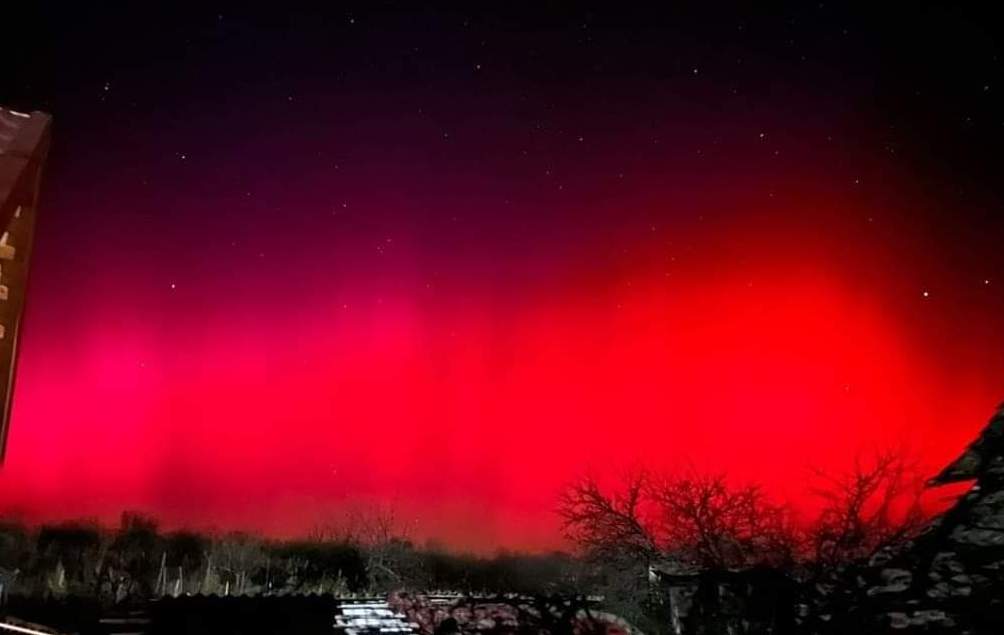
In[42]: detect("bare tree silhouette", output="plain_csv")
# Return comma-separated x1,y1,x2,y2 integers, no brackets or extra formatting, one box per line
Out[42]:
557,472,659,562
559,470,796,569
807,449,927,568
648,472,798,569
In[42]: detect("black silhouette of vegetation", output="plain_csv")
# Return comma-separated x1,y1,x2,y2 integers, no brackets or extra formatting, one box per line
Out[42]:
556,450,929,633
559,450,926,569
0,511,588,605
0,448,955,635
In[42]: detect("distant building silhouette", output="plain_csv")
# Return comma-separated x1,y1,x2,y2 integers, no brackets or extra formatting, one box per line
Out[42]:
0,106,51,461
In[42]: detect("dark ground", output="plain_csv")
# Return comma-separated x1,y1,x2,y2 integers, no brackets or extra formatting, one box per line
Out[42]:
4,595,340,635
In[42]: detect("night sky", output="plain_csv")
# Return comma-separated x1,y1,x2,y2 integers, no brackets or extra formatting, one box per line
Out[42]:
1,3,1003,551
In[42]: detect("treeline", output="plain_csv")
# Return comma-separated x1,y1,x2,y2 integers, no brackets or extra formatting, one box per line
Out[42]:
0,512,585,604
560,449,928,569
557,449,932,633
0,447,935,632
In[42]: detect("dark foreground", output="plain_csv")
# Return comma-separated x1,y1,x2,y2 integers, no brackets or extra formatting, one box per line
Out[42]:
3,596,339,635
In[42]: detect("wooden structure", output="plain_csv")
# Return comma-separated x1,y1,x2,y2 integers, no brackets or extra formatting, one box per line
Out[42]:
0,107,50,462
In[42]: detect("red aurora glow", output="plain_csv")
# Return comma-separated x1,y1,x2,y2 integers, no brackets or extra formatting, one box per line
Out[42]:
2,5,1003,551
2,177,1000,552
